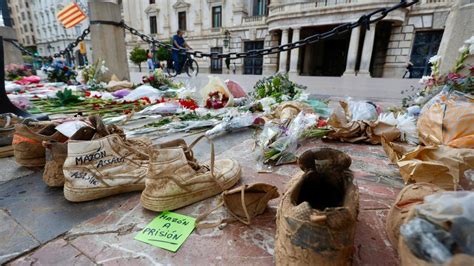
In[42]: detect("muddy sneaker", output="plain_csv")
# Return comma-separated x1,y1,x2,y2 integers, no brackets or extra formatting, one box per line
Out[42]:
62,115,153,202
42,127,98,187
275,148,359,266
385,183,442,246
13,122,68,167
0,114,23,158
140,135,241,212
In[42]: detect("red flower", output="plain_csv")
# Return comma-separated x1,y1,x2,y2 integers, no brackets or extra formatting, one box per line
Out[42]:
85,91,91,97
141,97,151,104
63,66,69,71
317,119,328,128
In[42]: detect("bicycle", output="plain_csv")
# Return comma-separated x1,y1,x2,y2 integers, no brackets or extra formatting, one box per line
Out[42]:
166,53,199,77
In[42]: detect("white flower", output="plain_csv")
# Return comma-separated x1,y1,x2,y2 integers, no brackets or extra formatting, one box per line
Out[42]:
414,96,424,104
419,76,431,84
459,45,468,53
464,36,474,45
100,65,109,73
429,55,441,64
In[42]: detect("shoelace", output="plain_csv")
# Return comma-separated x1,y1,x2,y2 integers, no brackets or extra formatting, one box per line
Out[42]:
186,135,225,191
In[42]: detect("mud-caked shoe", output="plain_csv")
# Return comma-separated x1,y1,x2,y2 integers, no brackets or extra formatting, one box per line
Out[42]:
0,114,23,158
140,135,241,212
63,133,150,202
275,148,359,266
385,183,443,247
42,126,98,187
13,122,67,167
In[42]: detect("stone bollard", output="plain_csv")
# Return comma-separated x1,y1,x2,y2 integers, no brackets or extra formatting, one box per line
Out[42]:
0,27,24,65
88,0,130,81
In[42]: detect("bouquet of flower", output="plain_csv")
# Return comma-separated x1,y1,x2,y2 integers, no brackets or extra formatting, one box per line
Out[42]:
252,73,306,103
5,64,33,81
142,69,179,89
402,36,473,107
81,60,109,90
205,91,229,109
47,61,77,84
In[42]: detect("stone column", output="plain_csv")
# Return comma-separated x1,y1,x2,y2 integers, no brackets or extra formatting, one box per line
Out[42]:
289,27,301,75
343,27,360,76
0,27,24,65
358,25,376,77
88,0,130,81
279,28,289,73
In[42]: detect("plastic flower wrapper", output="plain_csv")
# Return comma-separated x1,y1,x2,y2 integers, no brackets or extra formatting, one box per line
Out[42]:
205,111,259,137
263,112,317,165
201,76,234,109
8,95,33,110
138,101,180,115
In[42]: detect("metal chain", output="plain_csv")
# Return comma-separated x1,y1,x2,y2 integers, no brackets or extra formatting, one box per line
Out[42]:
5,0,418,60
123,0,419,59
5,27,91,60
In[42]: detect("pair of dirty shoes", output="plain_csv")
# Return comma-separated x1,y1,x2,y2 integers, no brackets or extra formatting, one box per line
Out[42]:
12,116,241,212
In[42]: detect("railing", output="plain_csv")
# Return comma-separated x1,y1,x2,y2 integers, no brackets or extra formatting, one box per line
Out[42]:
270,0,358,15
243,16,266,23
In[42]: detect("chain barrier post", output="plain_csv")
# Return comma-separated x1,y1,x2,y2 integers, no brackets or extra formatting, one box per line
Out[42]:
88,0,130,81
0,37,48,120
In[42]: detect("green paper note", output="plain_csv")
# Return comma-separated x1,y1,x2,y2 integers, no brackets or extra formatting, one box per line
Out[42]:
135,211,196,252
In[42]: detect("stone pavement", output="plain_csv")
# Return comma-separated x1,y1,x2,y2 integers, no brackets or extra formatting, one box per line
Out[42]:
2,131,405,265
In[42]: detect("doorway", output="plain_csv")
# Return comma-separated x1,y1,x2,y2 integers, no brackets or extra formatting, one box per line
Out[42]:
210,47,223,74
244,41,264,75
409,30,444,78
300,25,350,76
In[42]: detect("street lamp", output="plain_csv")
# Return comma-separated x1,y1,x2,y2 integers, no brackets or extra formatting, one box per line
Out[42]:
223,30,230,49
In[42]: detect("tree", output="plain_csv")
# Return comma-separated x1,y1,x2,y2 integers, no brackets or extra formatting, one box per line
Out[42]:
130,46,147,72
155,41,172,62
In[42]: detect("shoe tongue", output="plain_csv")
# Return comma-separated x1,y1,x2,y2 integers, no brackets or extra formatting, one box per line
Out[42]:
38,124,58,136
88,115,110,137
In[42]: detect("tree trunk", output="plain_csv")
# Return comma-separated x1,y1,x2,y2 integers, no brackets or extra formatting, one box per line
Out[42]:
137,63,141,72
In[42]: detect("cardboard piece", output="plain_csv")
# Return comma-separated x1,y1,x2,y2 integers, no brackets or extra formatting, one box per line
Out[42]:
135,211,196,252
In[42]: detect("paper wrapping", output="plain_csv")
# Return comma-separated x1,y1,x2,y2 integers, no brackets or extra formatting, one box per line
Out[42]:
382,139,474,191
417,92,474,149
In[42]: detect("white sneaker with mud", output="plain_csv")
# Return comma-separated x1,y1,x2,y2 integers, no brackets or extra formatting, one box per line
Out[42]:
63,134,150,202
140,135,241,212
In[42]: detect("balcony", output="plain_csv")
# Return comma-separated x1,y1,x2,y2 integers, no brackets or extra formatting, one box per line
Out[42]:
242,15,267,27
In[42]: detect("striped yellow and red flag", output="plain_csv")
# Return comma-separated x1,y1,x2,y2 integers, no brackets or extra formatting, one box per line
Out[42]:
56,3,87,29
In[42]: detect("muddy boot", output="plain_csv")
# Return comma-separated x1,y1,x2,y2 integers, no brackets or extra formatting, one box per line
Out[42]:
386,183,443,246
42,127,98,187
63,131,151,202
13,122,67,167
275,148,359,266
140,135,241,212
0,114,22,158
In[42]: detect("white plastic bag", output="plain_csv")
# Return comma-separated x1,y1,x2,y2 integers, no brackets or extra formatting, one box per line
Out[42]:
348,99,378,121
123,85,163,102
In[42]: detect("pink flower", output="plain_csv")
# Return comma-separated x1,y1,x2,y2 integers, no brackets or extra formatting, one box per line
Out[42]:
447,73,463,82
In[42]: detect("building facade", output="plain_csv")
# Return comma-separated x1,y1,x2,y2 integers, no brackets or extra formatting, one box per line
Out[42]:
29,0,92,64
7,0,36,49
124,0,459,78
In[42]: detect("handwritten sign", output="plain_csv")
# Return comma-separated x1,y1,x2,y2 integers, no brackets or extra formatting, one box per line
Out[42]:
135,211,196,252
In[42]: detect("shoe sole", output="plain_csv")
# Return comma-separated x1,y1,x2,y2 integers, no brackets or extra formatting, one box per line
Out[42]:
140,167,241,212
13,145,46,167
0,146,13,158
64,183,145,202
